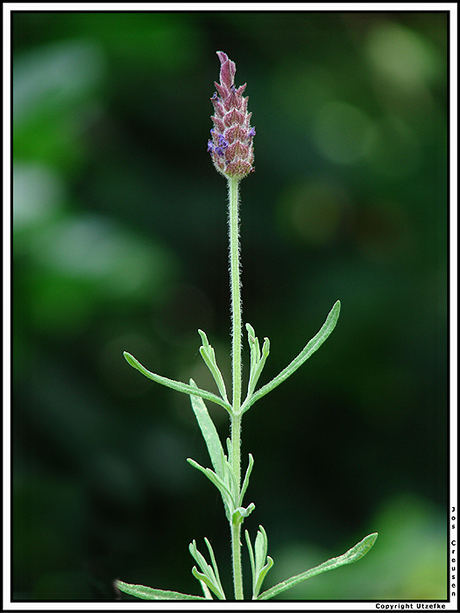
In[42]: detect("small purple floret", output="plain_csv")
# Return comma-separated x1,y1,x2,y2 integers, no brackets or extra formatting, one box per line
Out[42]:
217,135,228,148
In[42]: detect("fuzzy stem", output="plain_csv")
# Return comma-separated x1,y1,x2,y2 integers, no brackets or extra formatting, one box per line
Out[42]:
228,176,244,600
228,176,243,417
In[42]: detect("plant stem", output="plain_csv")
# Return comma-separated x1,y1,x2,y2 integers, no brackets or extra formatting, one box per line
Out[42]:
228,176,243,418
228,176,244,600
230,412,243,600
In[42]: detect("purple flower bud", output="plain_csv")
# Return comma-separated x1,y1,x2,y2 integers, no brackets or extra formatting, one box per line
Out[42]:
208,52,255,179
217,134,228,148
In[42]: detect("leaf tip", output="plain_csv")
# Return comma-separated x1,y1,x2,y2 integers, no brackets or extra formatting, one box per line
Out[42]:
349,531,379,564
246,322,255,335
123,351,137,368
198,329,208,344
367,532,378,547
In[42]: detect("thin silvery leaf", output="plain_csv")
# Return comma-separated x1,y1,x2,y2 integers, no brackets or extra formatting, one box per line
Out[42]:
198,329,228,402
241,300,341,413
257,532,378,600
189,380,225,478
115,580,207,601
123,351,232,413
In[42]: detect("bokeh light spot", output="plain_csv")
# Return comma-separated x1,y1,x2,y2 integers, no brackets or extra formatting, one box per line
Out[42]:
31,213,176,298
313,101,375,165
13,39,105,124
366,22,443,88
13,163,64,230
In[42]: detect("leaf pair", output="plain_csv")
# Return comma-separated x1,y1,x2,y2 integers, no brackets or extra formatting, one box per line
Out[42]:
187,446,254,524
245,525,274,599
241,300,341,413
245,323,270,400
242,526,379,601
198,329,229,403
123,300,341,418
116,532,378,601
187,384,254,522
189,538,226,600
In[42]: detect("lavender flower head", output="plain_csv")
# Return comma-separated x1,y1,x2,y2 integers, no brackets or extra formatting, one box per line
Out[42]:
207,51,255,180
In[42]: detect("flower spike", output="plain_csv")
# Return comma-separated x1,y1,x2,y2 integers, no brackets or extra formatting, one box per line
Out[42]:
208,52,255,179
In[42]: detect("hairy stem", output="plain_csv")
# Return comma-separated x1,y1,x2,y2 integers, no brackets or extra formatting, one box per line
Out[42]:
228,176,244,599
228,176,243,417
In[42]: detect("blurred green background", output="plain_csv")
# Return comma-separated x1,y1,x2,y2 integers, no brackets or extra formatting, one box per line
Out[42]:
12,10,448,602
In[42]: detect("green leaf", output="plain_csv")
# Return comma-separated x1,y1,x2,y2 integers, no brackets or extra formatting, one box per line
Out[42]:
198,329,229,402
239,453,254,505
232,502,255,526
245,529,256,592
189,380,225,478
123,351,232,413
257,532,378,600
198,580,213,600
186,458,234,512
115,580,207,601
189,539,226,600
245,525,274,599
246,323,259,358
204,537,223,589
245,323,270,399
241,300,341,413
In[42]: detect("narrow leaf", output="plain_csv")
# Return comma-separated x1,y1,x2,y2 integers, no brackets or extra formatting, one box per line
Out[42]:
257,532,378,601
245,525,274,599
204,538,225,596
254,525,269,575
191,567,226,600
248,338,270,399
198,330,228,402
123,352,232,413
239,453,254,504
186,458,234,508
241,301,341,413
254,557,274,599
245,530,257,595
189,540,226,600
199,580,213,600
189,381,225,478
246,323,261,366
222,454,239,506
115,580,207,601
226,437,232,460
246,323,271,399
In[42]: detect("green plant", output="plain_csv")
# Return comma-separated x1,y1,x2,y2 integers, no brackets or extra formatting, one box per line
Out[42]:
116,51,377,601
